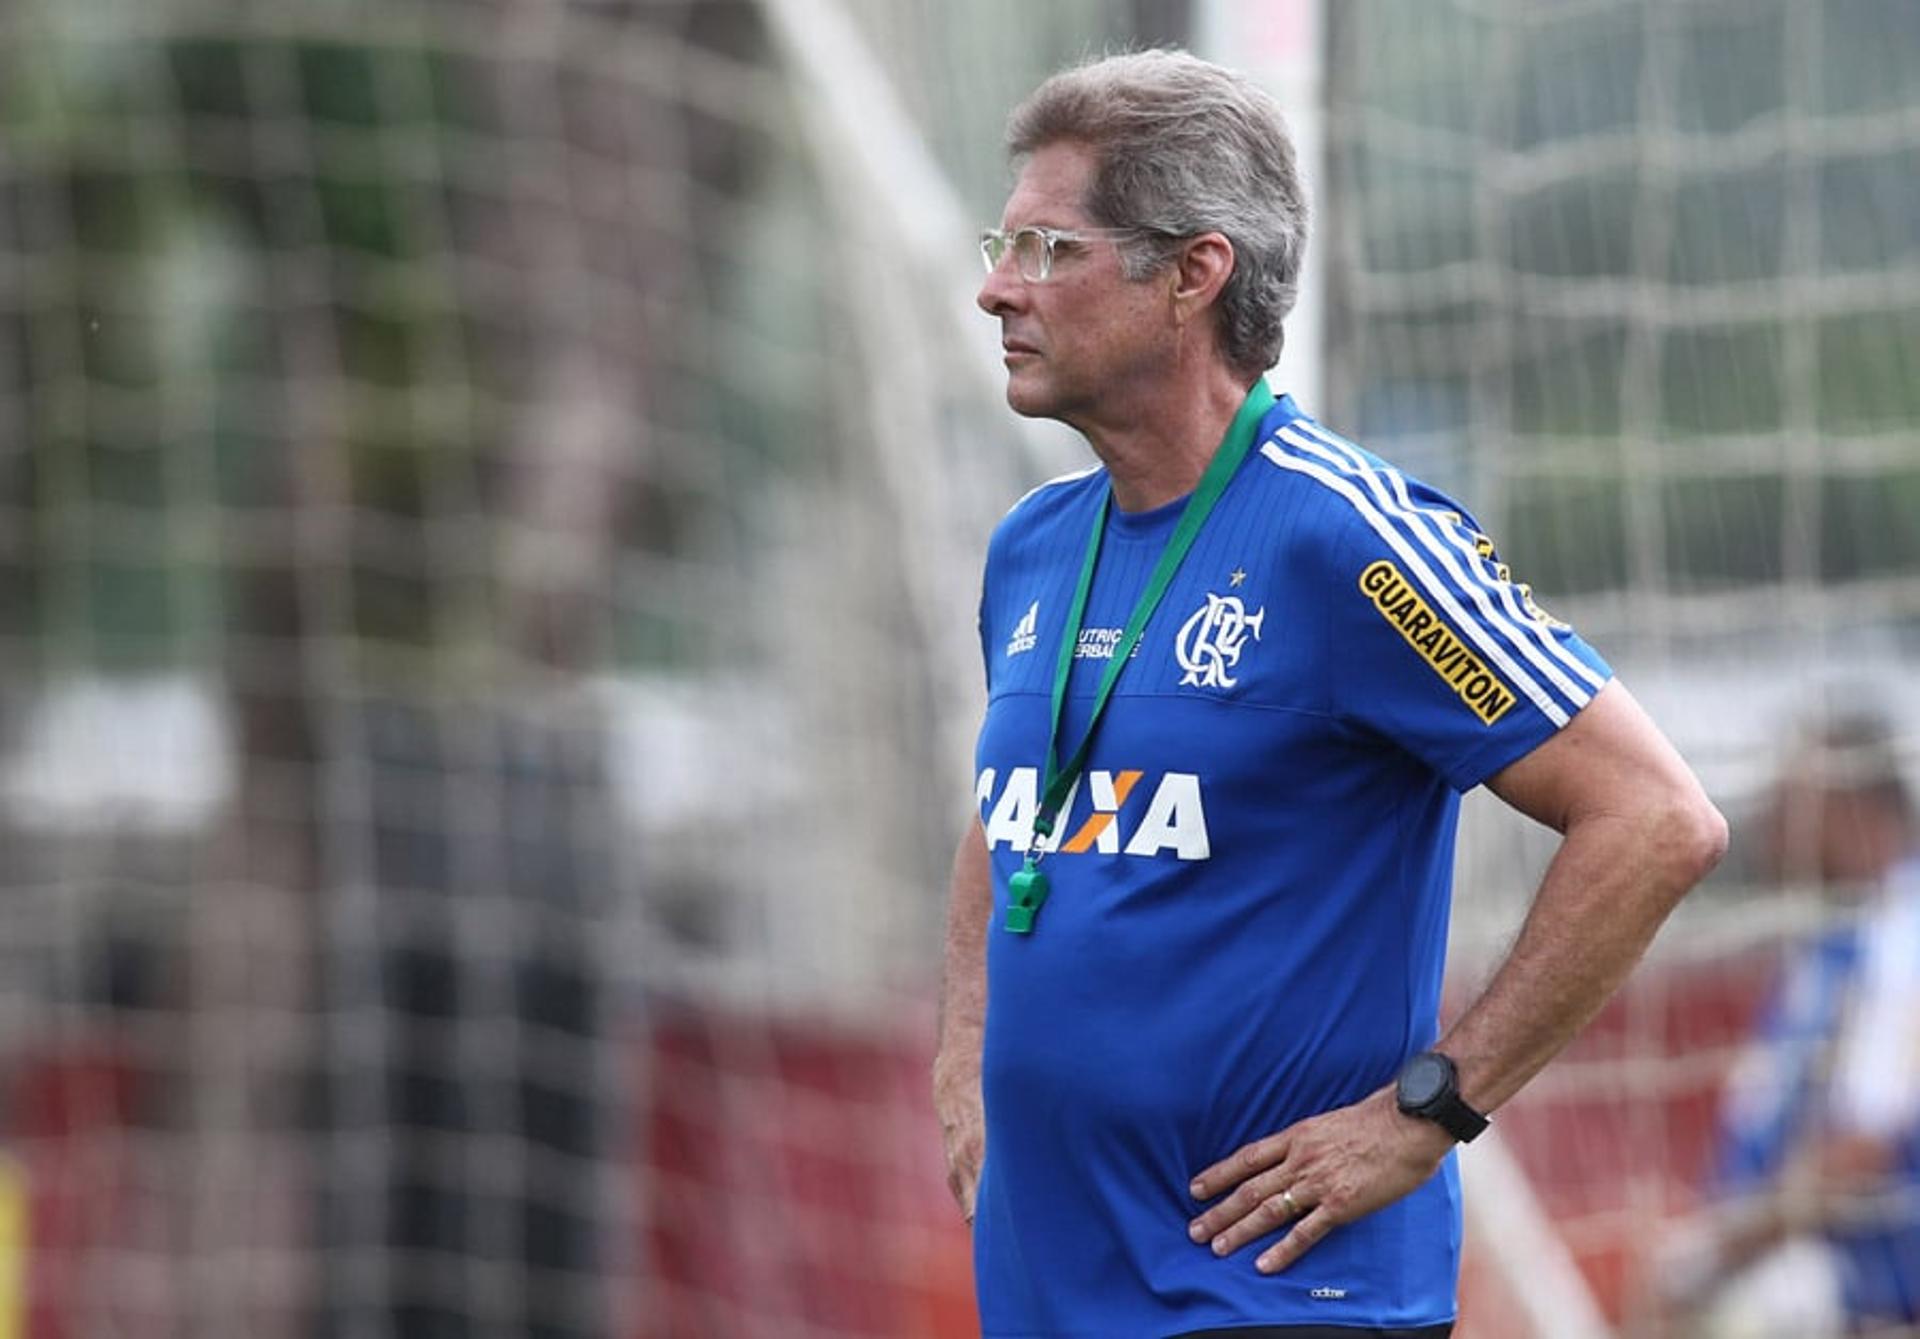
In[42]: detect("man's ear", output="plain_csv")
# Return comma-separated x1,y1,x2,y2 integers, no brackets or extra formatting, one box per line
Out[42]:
1170,232,1235,324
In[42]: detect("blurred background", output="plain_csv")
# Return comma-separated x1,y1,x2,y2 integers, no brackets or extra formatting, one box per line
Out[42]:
0,0,1914,1335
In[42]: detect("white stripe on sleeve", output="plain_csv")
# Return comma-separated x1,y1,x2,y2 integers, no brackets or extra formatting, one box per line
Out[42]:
1277,425,1594,713
1293,421,1607,695
1261,440,1571,727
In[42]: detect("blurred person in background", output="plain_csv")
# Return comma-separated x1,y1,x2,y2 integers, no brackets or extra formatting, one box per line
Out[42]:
935,48,1726,1339
1652,709,1920,1339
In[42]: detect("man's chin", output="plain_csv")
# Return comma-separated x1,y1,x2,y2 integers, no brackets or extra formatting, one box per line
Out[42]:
1003,377,1059,421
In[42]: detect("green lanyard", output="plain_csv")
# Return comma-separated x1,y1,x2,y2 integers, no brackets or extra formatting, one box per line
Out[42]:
1005,379,1275,934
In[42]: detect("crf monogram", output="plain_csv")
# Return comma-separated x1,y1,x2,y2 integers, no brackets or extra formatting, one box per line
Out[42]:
1175,593,1265,689
976,766,1210,860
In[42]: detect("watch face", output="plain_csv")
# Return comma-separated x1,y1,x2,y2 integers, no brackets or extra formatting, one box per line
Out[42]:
1399,1053,1449,1107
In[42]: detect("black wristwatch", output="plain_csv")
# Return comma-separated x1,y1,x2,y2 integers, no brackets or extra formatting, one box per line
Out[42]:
1395,1051,1489,1143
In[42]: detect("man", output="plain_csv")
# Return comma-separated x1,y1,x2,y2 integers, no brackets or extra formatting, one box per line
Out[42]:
933,49,1727,1339
1653,710,1920,1338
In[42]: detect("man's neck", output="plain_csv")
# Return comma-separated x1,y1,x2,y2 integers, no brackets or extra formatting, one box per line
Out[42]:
1075,366,1260,513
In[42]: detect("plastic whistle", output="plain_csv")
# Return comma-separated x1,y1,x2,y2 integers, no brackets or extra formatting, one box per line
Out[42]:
1005,863,1048,935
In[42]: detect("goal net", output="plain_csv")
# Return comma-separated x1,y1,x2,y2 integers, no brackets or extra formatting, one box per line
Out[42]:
0,0,1915,1337
1324,0,1920,1331
0,0,1014,1333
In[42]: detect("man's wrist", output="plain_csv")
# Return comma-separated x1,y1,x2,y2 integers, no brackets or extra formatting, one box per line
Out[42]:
1394,1050,1490,1143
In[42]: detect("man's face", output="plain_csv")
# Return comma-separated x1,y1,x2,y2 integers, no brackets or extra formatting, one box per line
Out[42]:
976,140,1173,424
1766,778,1905,891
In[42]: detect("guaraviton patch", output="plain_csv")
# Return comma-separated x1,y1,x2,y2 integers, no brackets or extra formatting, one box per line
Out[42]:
1358,560,1517,725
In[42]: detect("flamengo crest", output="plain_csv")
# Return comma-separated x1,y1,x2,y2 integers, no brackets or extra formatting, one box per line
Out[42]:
1175,592,1264,690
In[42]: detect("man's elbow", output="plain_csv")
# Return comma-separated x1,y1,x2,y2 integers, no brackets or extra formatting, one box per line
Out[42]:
1660,787,1729,890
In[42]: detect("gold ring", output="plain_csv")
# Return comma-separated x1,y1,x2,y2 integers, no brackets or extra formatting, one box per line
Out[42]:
1280,1187,1299,1218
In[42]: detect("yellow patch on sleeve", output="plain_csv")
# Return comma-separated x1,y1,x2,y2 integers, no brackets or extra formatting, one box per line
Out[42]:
1357,560,1518,725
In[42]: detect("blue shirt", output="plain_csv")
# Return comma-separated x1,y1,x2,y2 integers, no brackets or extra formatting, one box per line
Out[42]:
970,396,1612,1337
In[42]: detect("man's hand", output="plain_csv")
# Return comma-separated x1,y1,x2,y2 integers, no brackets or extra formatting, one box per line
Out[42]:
1185,1086,1454,1273
935,1059,985,1221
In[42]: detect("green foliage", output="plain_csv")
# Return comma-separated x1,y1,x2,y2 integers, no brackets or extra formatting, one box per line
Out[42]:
3,24,489,668
1819,311,1920,432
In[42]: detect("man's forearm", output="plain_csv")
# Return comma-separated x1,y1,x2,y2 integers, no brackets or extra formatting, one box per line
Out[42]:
935,816,991,1090
1671,1133,1898,1301
934,817,992,1218
1443,682,1729,1114
1440,798,1724,1114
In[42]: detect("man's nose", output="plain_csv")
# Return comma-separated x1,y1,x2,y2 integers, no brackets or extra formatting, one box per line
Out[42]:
977,254,1024,316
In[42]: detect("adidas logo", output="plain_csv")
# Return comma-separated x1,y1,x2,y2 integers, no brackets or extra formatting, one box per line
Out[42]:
1006,601,1039,657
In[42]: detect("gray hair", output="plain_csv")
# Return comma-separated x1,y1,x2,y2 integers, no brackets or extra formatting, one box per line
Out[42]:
1006,49,1309,377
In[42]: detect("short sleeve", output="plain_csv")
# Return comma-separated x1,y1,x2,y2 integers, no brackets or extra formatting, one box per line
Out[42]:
978,573,993,693
1323,469,1613,790
978,511,1007,696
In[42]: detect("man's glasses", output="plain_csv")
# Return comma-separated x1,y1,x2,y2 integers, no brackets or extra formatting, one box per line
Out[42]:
978,225,1145,282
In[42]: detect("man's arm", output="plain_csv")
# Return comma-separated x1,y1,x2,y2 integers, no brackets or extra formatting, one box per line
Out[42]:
1431,678,1730,1111
1187,680,1729,1272
934,815,992,1220
1660,1129,1901,1310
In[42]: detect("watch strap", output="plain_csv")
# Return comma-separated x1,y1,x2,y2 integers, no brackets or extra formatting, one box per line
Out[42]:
1399,1051,1489,1143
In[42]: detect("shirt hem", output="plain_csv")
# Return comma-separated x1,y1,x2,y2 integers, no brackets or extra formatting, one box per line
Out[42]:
979,1316,1458,1339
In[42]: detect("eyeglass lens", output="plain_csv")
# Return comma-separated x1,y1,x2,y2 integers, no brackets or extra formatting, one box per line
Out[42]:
981,229,1054,281
1012,230,1050,279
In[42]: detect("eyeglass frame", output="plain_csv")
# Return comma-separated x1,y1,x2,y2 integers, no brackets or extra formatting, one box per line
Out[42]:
978,224,1158,282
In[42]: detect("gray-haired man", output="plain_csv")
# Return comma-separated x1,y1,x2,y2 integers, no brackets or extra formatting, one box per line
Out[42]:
937,49,1726,1338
